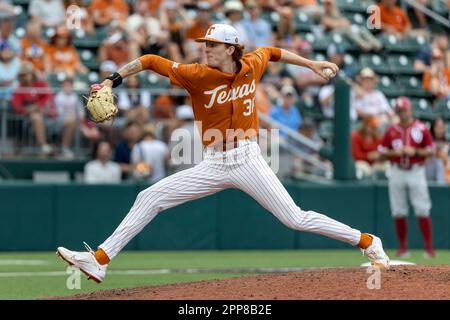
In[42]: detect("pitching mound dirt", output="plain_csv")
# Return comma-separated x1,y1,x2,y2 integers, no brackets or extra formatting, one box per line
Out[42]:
53,265,450,300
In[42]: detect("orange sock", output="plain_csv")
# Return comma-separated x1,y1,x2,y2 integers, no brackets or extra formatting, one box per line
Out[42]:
94,248,110,265
358,233,373,249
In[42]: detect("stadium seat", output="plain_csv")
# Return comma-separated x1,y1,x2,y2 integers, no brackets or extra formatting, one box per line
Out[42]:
435,99,450,120
396,76,432,98
405,35,430,52
296,101,324,121
387,55,421,75
377,75,402,97
301,32,328,51
139,73,171,89
335,0,372,13
343,12,367,27
410,98,438,121
359,54,392,74
78,49,99,71
72,30,101,48
431,0,449,15
318,120,334,141
260,10,280,28
294,10,314,32
344,53,361,73
379,34,413,53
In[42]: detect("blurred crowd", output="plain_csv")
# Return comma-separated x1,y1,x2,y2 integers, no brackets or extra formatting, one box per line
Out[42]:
0,0,449,183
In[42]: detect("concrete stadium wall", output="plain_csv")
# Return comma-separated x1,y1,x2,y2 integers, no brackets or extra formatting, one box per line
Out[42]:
0,182,449,251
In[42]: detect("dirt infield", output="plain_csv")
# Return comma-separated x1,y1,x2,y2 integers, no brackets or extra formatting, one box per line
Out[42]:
54,265,450,300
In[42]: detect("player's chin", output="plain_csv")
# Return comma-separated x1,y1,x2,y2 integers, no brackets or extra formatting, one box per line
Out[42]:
206,59,218,68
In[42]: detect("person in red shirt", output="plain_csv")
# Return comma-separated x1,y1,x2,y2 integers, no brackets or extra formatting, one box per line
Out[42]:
351,116,384,179
378,96,436,258
11,61,56,155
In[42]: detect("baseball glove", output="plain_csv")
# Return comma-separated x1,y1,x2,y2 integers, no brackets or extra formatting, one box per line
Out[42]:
85,85,118,123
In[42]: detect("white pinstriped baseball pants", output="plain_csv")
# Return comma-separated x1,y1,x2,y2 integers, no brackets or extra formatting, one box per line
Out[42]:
100,141,362,259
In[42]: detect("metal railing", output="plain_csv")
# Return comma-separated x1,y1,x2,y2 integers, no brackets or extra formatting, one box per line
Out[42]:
403,0,450,29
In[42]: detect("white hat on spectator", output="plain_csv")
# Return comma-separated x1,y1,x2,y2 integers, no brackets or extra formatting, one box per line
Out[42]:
197,1,211,10
100,60,118,73
195,23,240,45
281,85,296,96
224,0,244,12
176,105,195,120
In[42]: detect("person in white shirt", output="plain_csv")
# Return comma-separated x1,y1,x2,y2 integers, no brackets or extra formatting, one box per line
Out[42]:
168,104,203,173
351,68,393,126
131,124,169,184
28,0,66,28
84,141,122,184
54,77,83,159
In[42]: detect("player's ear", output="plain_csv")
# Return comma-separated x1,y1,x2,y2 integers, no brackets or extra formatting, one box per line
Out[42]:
226,45,235,56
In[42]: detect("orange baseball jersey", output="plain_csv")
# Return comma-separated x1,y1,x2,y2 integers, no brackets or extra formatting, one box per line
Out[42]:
139,47,281,145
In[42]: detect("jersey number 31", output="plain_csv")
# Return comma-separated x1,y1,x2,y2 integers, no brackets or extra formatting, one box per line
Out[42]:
243,98,256,116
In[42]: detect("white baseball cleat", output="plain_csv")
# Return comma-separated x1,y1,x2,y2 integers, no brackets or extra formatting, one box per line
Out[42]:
361,235,390,269
56,242,107,283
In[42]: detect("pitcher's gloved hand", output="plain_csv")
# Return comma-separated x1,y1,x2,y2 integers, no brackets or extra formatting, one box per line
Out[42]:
85,84,118,123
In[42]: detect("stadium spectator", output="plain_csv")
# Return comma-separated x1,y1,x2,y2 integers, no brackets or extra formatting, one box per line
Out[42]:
20,20,48,78
185,2,212,41
326,43,355,78
414,33,449,73
319,77,358,121
240,0,272,51
0,15,21,55
45,26,88,77
422,48,450,100
11,61,56,156
126,0,167,57
183,1,212,63
84,141,121,183
351,67,393,125
273,5,301,49
131,124,169,184
54,77,82,159
378,0,412,37
425,117,448,183
99,60,118,81
293,0,323,18
0,40,20,101
89,0,130,27
98,21,139,67
285,41,327,107
169,104,202,173
292,118,326,177
117,75,150,126
222,1,249,46
28,0,66,28
351,116,385,179
378,96,436,258
269,85,302,137
114,121,142,180
0,1,15,18
320,0,382,52
159,0,194,62
410,0,429,30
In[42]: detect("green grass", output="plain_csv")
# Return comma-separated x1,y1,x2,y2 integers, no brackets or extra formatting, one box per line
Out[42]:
0,250,449,300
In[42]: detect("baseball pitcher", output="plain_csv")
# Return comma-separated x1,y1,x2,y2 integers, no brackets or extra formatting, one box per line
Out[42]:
57,24,389,283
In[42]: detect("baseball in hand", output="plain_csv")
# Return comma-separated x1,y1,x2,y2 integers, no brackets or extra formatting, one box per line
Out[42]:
323,68,335,78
